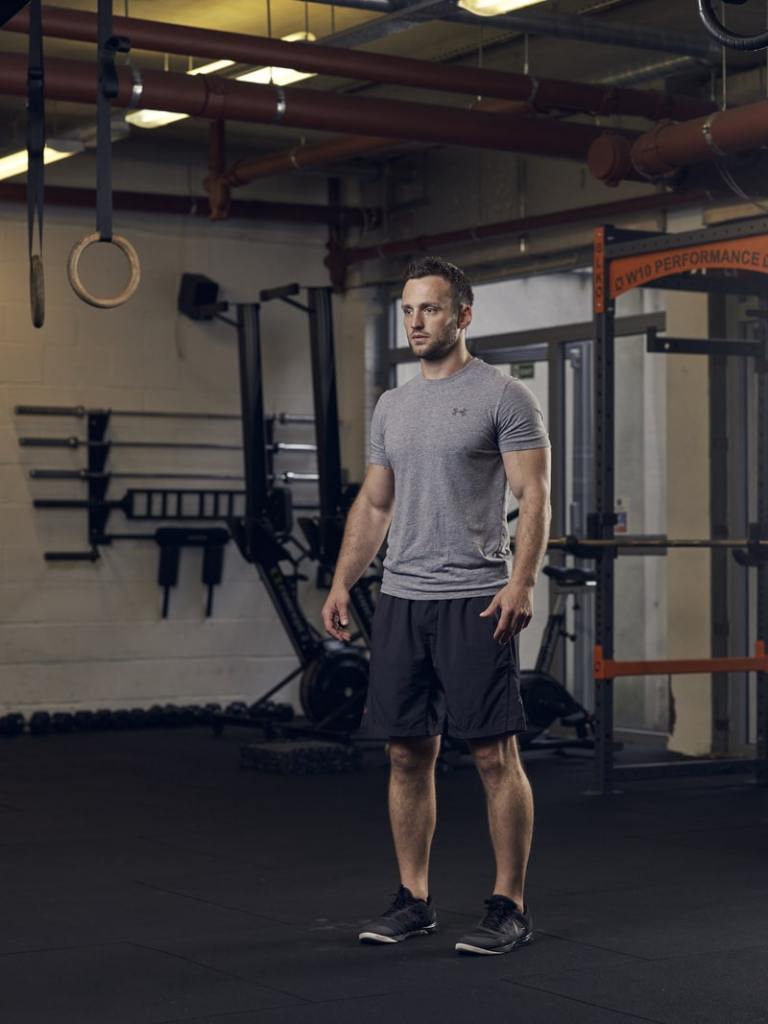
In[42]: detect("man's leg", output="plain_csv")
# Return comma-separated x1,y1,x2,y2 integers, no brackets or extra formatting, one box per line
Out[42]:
387,735,442,900
467,733,533,907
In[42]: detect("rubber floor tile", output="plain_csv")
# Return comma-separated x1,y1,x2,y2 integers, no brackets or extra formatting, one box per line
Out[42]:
150,980,660,1024
0,941,301,1024
511,945,768,1024
145,919,638,1003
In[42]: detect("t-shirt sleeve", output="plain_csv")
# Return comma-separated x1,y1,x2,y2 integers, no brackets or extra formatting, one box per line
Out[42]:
368,392,391,467
496,378,550,452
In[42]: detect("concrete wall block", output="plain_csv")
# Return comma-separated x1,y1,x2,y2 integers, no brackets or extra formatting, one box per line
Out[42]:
0,343,44,383
0,464,33,504
0,581,152,624
0,617,294,663
43,342,114,387
0,654,301,711
5,302,77,347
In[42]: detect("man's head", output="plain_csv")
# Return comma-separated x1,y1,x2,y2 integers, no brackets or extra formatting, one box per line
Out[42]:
401,256,473,362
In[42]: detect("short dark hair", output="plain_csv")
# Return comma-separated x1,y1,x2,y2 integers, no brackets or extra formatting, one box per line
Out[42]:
402,256,474,310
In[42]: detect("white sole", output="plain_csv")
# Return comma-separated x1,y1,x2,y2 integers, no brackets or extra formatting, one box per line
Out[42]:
359,924,437,944
455,934,532,956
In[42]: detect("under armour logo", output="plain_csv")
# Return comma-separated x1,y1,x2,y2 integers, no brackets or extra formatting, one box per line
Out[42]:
452,407,467,416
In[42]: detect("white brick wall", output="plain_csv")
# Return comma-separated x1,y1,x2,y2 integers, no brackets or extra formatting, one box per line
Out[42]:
0,195,348,717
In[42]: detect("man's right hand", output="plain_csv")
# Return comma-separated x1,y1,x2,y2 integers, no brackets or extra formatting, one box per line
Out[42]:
321,585,352,643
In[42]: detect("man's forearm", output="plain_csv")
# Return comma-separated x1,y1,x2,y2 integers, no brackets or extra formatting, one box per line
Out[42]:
332,497,392,589
509,491,551,589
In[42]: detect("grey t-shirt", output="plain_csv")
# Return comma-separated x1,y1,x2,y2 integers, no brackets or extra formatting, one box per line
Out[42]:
369,356,550,600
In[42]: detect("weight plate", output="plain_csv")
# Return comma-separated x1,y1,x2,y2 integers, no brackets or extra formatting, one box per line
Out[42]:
300,650,369,732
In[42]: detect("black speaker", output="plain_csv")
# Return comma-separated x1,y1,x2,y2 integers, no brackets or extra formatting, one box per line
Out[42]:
177,273,221,320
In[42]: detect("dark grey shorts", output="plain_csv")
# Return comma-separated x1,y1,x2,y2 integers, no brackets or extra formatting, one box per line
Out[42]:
358,593,527,741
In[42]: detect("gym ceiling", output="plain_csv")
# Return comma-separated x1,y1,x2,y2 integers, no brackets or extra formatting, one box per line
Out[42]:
1,0,767,170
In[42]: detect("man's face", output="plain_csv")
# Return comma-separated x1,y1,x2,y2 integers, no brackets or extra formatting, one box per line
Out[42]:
401,275,472,361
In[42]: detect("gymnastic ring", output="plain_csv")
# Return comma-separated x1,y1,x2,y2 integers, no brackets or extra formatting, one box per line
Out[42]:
67,232,141,309
30,254,45,328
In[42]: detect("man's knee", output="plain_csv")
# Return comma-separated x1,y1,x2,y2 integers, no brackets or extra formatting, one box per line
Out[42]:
470,734,523,781
388,736,440,774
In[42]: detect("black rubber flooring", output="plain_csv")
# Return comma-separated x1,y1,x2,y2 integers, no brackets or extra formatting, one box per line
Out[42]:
1,726,768,1023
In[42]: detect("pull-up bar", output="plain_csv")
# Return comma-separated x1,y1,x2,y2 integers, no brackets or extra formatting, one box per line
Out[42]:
593,642,768,680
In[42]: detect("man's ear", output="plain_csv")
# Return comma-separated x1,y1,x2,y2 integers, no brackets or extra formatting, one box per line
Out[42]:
458,303,473,330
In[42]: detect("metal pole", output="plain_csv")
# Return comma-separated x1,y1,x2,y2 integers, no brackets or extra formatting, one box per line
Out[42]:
235,302,267,560
591,225,617,796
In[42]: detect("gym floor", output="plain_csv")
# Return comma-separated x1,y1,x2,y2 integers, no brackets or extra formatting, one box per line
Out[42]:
2,728,767,1024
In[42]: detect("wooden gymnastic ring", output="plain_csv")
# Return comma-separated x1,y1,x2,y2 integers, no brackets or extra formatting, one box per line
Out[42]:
67,232,141,309
30,254,45,328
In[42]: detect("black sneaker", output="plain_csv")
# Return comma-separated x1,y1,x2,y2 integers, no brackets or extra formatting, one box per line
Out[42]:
455,895,533,955
358,885,437,944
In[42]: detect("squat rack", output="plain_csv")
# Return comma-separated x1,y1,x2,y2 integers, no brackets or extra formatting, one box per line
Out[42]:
591,216,768,794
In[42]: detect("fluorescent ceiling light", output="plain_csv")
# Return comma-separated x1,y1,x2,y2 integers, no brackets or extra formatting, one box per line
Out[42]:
235,31,316,86
235,66,314,86
457,0,547,15
0,138,85,183
126,35,317,129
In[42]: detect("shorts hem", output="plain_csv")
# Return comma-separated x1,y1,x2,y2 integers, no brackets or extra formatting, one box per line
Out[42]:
447,722,527,741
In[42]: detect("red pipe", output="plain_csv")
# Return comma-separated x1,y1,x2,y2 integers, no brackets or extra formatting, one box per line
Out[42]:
334,189,708,268
4,4,714,122
0,53,608,158
220,97,537,188
589,98,768,184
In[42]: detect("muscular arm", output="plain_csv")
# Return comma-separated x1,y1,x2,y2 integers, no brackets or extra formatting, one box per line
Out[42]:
331,463,394,589
503,447,552,589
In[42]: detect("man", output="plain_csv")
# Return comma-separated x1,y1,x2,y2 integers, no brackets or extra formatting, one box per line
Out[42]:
321,256,551,956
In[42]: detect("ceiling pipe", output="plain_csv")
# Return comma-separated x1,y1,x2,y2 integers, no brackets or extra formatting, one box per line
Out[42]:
207,58,706,196
3,5,714,121
588,98,768,184
332,189,708,272
209,97,540,213
309,0,720,59
0,182,376,227
0,53,614,159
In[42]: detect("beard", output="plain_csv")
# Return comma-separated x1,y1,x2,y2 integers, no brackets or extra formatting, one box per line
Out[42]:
408,319,460,361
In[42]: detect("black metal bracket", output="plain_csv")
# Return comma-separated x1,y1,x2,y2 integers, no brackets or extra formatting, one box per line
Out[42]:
646,327,766,358
155,526,230,619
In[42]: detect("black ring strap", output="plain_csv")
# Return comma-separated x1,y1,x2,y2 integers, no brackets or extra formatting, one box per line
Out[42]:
27,0,44,328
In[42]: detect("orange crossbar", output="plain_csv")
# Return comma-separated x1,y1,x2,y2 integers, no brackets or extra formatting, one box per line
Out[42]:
593,642,768,680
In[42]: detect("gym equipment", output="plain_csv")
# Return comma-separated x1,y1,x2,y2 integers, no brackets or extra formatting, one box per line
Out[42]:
20,436,242,452
0,714,25,736
698,0,768,52
74,710,95,730
299,642,370,733
172,281,378,748
591,218,768,793
14,403,312,423
155,527,229,618
51,712,75,734
25,0,44,328
240,739,361,775
517,566,597,751
29,711,51,735
67,0,141,308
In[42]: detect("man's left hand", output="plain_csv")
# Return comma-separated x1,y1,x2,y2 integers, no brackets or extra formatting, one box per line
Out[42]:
479,583,534,643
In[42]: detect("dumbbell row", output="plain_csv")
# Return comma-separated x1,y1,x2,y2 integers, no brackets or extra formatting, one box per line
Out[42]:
0,700,295,736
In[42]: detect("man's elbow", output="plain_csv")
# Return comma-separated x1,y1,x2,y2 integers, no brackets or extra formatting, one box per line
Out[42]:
517,478,551,513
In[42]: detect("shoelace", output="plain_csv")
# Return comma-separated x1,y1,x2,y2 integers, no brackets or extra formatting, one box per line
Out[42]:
481,896,517,931
382,887,415,917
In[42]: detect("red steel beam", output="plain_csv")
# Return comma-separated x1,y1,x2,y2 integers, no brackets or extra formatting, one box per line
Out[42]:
335,189,708,267
0,182,376,227
0,53,608,158
3,4,715,121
